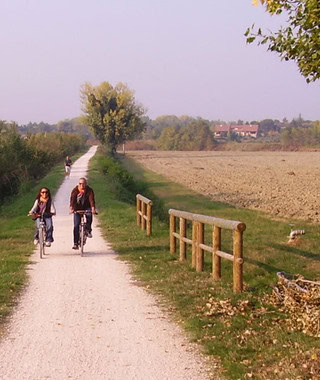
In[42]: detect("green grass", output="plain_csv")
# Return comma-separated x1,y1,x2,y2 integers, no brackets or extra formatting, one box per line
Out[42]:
89,151,320,379
0,149,87,333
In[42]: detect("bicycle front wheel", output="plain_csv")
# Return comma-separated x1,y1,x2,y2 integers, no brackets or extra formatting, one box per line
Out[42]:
80,225,85,256
39,226,45,259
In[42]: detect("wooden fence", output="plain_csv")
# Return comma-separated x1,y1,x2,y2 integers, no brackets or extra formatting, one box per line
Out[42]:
169,209,246,293
136,194,153,236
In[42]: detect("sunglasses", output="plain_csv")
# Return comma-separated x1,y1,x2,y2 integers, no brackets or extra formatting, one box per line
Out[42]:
79,183,86,185
41,191,48,194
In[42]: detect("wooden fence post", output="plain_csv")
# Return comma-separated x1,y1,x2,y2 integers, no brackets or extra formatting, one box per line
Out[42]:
213,226,222,281
170,215,176,254
147,202,152,236
233,230,243,293
192,222,197,268
179,217,187,261
136,196,141,227
142,202,146,231
196,222,204,272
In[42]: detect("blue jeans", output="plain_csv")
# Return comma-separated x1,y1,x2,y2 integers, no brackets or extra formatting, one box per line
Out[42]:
35,217,54,242
73,211,92,245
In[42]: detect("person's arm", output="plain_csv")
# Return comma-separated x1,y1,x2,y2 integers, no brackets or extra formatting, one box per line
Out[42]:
29,200,38,214
89,189,96,214
69,189,76,213
50,201,56,216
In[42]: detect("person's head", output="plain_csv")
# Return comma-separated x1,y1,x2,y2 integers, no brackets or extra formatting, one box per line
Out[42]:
78,178,87,189
37,187,51,200
66,156,69,159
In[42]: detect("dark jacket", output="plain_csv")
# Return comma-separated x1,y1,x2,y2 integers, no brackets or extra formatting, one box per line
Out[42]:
30,199,56,217
70,185,95,211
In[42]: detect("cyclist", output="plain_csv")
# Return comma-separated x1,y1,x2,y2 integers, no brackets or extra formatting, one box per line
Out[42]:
65,156,72,176
29,187,56,247
69,177,96,250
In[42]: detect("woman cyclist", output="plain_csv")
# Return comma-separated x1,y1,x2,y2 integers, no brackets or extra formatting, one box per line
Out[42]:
29,187,56,247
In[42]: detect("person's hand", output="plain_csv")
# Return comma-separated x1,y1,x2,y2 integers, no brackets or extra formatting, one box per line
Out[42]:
92,207,97,215
69,207,74,214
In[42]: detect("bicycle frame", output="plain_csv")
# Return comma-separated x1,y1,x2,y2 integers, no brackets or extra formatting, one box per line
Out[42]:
75,211,91,256
38,214,47,259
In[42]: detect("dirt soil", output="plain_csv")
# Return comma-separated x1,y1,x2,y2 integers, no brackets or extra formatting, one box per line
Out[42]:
0,147,212,380
127,150,320,223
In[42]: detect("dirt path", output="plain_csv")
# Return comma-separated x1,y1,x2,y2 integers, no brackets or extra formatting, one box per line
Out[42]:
127,150,320,223
0,147,211,380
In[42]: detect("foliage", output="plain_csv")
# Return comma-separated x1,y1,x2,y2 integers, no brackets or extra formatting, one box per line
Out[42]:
281,121,320,147
141,114,220,141
0,121,85,203
95,151,168,220
156,125,181,150
247,0,320,82
259,119,280,135
156,119,216,151
56,117,93,140
81,82,146,155
18,121,56,134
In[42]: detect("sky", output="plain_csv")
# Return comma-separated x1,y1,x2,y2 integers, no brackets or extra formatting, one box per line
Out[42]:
0,0,319,125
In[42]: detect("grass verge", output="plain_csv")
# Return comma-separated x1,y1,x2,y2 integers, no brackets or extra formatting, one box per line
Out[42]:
89,150,320,380
0,149,87,334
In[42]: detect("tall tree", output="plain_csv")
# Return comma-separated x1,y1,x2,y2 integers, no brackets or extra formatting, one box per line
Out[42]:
246,0,320,82
81,82,146,155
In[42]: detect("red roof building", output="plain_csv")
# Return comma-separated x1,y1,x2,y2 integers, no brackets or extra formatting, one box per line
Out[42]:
214,124,259,139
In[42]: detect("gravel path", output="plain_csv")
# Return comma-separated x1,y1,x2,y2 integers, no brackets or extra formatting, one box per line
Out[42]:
0,147,212,380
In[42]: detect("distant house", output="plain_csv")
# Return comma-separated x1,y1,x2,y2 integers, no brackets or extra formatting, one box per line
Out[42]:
214,125,231,139
214,124,259,139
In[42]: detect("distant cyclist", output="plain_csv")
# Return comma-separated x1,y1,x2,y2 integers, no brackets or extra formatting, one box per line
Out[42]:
29,187,56,247
65,156,72,176
69,178,96,250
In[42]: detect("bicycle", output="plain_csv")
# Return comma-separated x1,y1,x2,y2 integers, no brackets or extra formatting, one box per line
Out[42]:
75,210,91,256
29,213,46,259
38,214,46,259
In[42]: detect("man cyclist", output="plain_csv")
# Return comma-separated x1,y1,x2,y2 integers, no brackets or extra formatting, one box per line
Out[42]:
65,156,72,176
69,177,96,250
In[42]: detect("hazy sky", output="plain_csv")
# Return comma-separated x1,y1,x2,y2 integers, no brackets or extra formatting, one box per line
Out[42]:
0,0,319,125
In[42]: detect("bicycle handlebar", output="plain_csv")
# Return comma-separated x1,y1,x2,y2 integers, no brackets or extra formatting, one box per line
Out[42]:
73,210,98,215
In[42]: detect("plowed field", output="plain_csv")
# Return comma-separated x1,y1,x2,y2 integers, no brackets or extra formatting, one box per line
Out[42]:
127,150,320,223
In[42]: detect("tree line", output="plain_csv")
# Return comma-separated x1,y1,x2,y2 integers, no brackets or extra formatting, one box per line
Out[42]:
0,121,85,203
281,121,320,148
127,115,319,151
18,118,93,140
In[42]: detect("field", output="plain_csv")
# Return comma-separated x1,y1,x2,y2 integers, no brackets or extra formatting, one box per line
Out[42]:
127,150,320,224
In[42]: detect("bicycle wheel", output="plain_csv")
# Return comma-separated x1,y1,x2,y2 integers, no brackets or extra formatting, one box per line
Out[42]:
39,226,45,259
80,224,84,256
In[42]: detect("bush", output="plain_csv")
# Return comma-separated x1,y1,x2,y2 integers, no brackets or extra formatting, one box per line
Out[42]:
96,153,168,221
0,122,85,203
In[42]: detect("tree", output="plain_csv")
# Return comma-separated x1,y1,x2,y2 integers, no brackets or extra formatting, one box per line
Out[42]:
259,119,278,134
157,125,180,150
81,82,146,155
176,121,216,150
246,0,320,82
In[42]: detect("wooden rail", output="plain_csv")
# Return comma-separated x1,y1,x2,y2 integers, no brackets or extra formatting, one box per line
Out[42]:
136,194,153,236
169,209,246,293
